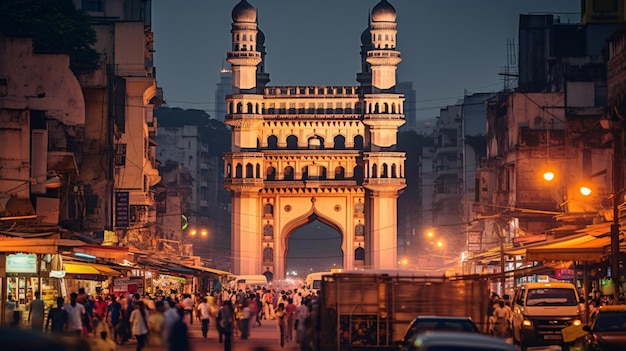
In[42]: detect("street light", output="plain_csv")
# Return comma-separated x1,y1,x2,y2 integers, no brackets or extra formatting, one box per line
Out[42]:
601,115,623,304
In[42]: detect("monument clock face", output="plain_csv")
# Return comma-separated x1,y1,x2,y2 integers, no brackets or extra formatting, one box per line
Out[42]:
223,0,406,278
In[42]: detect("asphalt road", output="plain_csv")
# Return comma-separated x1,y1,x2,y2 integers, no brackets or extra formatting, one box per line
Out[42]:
116,317,300,351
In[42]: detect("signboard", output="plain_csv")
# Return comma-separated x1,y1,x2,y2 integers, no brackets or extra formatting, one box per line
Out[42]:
112,277,144,295
554,268,574,280
115,191,130,228
467,231,483,252
6,253,37,274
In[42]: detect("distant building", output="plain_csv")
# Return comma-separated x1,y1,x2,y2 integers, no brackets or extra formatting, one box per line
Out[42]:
398,81,417,132
214,67,232,122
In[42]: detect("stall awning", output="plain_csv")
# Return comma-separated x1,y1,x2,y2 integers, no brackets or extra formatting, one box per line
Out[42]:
0,237,86,254
64,262,121,276
180,264,231,276
507,234,612,262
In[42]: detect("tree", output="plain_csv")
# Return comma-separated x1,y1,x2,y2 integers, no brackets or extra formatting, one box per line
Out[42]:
0,0,99,70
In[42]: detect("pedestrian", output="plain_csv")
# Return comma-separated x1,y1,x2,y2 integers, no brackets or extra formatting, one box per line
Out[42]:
295,299,310,351
64,292,86,337
492,300,511,338
198,297,212,338
162,299,180,347
129,301,149,351
168,308,190,351
106,295,122,344
28,291,45,331
275,302,288,348
148,300,165,347
217,300,235,351
46,296,68,334
240,300,251,339
285,297,297,342
182,294,195,325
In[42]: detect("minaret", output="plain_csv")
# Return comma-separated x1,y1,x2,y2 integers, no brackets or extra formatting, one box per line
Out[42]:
366,0,401,92
224,0,265,275
227,0,262,93
360,0,406,270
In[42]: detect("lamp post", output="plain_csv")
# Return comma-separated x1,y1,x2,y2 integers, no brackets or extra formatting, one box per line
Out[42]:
601,116,623,304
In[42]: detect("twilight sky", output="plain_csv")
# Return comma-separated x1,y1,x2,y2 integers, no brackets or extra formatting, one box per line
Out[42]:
151,0,581,273
152,0,580,122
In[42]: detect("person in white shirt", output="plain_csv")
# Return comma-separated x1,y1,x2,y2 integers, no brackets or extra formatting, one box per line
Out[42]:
181,294,195,324
198,297,212,338
64,292,85,336
129,301,149,351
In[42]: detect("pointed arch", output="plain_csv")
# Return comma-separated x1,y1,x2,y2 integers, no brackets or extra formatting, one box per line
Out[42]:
263,245,273,263
284,166,294,180
353,135,364,150
256,163,261,178
355,247,365,261
382,163,389,178
245,163,254,178
236,102,243,114
391,163,397,178
267,135,278,149
371,163,378,178
286,135,298,150
247,102,253,114
266,166,276,180
335,166,345,180
333,135,346,150
235,163,243,178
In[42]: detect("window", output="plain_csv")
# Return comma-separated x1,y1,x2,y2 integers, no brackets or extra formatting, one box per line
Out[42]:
263,224,273,237
353,135,364,150
355,247,365,261
264,204,274,216
286,135,298,150
115,144,127,166
235,164,243,178
245,163,254,178
355,224,365,237
335,166,345,180
263,246,273,263
267,136,278,149
266,166,276,180
284,166,294,180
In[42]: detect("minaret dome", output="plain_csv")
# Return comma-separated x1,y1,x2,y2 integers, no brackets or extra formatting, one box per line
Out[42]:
232,0,256,23
371,0,396,22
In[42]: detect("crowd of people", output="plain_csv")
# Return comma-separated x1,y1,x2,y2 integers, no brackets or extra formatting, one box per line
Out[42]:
17,284,320,351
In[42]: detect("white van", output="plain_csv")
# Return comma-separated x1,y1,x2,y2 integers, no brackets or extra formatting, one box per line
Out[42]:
305,271,334,292
511,282,582,350
227,275,268,290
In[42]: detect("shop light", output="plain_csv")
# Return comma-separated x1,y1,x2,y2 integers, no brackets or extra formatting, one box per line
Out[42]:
74,252,96,260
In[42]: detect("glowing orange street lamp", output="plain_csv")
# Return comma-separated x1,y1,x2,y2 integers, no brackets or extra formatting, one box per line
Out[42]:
543,171,555,182
579,186,592,196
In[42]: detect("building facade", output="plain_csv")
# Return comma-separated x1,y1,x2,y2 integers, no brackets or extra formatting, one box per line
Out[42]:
223,0,406,278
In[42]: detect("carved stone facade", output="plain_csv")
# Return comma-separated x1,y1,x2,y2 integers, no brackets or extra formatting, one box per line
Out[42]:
223,0,406,278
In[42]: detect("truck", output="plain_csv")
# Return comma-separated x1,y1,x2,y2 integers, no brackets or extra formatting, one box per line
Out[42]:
312,271,491,351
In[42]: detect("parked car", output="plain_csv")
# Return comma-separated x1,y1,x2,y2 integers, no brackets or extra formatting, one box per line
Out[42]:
582,304,626,351
400,316,481,351
403,331,516,351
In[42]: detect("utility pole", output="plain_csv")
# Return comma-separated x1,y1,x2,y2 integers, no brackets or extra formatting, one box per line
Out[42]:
603,111,624,304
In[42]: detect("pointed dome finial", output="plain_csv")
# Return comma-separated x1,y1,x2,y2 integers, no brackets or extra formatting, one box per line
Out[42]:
371,0,396,22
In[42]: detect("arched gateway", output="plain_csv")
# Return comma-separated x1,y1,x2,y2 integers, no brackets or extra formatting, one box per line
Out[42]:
223,0,406,279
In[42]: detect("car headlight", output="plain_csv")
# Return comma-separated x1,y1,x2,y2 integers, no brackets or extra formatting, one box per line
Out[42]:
522,319,532,327
571,319,582,326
